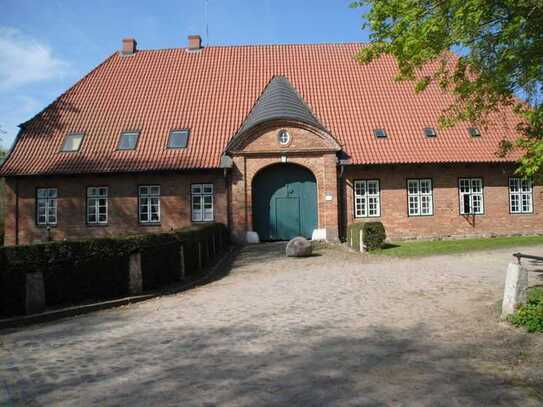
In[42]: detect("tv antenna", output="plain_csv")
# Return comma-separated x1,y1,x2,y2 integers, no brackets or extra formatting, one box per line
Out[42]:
204,0,209,44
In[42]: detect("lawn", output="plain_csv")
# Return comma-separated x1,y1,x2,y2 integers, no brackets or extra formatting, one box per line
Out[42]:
373,235,543,257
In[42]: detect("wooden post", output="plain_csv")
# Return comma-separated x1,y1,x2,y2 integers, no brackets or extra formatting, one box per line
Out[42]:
178,244,185,280
128,251,143,295
25,272,45,315
198,241,203,270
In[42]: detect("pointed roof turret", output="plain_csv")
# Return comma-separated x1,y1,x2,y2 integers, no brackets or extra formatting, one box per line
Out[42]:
234,75,324,138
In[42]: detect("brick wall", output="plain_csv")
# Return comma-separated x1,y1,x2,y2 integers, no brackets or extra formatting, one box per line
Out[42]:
4,171,227,246
343,163,543,240
229,123,340,242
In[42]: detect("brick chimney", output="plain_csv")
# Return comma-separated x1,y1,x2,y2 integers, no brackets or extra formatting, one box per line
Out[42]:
122,38,137,55
188,35,202,51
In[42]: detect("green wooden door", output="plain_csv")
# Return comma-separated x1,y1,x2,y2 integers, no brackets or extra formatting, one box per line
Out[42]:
252,164,317,241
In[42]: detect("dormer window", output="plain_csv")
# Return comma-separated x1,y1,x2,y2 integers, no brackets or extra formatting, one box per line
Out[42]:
118,131,139,150
373,129,387,138
61,133,84,152
424,127,437,137
167,129,189,149
468,127,481,137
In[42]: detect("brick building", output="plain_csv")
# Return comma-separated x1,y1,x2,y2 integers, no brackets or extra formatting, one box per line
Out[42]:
1,36,541,246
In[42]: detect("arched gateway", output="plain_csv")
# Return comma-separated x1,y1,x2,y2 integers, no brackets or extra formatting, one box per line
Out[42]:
252,163,317,241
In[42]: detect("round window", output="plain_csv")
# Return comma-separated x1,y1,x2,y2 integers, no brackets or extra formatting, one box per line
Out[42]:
278,130,290,145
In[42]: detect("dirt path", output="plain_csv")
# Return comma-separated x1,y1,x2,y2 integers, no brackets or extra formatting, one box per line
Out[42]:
1,243,542,406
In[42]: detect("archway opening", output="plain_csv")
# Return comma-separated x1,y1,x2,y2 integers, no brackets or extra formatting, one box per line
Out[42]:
252,163,317,241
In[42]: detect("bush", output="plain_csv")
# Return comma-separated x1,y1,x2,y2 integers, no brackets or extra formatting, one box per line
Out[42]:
347,222,386,251
0,223,229,316
509,288,543,333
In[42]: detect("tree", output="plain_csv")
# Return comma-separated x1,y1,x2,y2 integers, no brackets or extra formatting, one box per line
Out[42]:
351,0,543,178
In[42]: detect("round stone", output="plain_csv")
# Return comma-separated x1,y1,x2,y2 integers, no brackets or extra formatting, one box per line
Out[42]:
285,236,313,257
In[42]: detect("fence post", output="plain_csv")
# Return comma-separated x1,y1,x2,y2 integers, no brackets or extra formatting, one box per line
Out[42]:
25,272,45,315
178,244,185,280
359,228,366,252
501,262,528,319
198,241,203,270
128,251,143,295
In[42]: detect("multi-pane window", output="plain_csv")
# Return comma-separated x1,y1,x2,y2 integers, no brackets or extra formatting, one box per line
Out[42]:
509,178,533,214
192,184,214,222
459,178,484,215
139,186,160,223
354,180,380,218
36,188,58,225
87,187,108,224
407,179,433,216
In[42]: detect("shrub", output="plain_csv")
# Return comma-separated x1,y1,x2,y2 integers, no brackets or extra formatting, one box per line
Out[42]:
363,222,386,250
509,288,543,333
347,222,386,251
0,223,229,316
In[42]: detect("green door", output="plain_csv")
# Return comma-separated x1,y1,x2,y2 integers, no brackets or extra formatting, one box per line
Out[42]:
252,164,317,241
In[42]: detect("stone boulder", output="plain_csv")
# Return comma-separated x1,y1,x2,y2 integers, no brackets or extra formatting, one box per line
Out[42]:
286,237,313,257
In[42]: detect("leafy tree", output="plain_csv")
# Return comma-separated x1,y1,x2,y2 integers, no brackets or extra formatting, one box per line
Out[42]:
351,0,543,178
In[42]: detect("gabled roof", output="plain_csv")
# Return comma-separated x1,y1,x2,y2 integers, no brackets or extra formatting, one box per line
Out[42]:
0,43,522,177
235,75,324,136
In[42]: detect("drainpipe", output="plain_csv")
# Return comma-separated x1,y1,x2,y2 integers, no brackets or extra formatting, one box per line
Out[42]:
219,154,233,229
15,177,19,246
337,158,350,242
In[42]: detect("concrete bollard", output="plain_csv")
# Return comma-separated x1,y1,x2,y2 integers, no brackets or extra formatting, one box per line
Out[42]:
128,251,143,295
501,262,528,319
359,229,366,252
25,272,45,315
178,245,185,280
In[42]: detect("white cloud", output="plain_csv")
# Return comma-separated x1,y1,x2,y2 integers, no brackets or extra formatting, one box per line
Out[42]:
0,27,69,91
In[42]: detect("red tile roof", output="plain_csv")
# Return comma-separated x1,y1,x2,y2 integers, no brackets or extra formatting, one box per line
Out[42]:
0,43,522,176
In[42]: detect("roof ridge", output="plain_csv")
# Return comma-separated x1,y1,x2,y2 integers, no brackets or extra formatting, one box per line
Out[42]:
133,41,368,53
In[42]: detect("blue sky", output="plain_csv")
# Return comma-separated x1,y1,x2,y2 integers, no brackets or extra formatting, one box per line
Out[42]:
0,0,369,149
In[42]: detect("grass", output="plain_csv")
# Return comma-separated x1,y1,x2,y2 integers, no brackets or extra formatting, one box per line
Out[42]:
372,235,543,257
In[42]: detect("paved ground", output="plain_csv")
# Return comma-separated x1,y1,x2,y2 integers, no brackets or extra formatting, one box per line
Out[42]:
1,243,543,406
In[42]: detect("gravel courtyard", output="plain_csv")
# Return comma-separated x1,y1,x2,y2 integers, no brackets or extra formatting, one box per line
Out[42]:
1,243,543,406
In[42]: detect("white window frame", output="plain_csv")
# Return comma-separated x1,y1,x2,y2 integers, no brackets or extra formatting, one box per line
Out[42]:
87,187,109,224
192,184,214,222
354,180,380,218
139,185,160,224
407,179,434,216
509,178,533,214
36,188,58,226
459,178,484,215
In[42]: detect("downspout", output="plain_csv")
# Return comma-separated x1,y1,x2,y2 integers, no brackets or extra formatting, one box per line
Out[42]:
219,154,233,230
15,178,19,246
337,159,349,242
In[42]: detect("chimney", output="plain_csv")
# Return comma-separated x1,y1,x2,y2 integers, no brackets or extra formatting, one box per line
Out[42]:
122,38,137,55
188,35,202,51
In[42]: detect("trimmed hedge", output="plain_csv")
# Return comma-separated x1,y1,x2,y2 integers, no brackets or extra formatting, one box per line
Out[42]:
347,222,386,251
0,223,229,316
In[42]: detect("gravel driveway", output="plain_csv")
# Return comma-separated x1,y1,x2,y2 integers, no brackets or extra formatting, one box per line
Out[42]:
1,243,542,406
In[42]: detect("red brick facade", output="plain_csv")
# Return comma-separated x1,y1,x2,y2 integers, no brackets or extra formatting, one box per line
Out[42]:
343,164,543,241
3,171,227,246
3,126,542,246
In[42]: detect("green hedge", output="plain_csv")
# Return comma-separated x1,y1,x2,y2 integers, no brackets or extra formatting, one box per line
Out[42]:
0,223,229,316
347,222,386,251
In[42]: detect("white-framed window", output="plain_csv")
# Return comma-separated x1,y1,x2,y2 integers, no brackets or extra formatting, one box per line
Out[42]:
139,185,160,223
192,184,214,222
278,130,290,145
407,179,433,216
354,180,380,218
87,187,108,224
509,178,533,214
36,188,58,225
459,178,484,215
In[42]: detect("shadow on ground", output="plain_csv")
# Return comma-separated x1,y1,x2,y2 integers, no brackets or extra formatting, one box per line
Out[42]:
2,321,541,406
